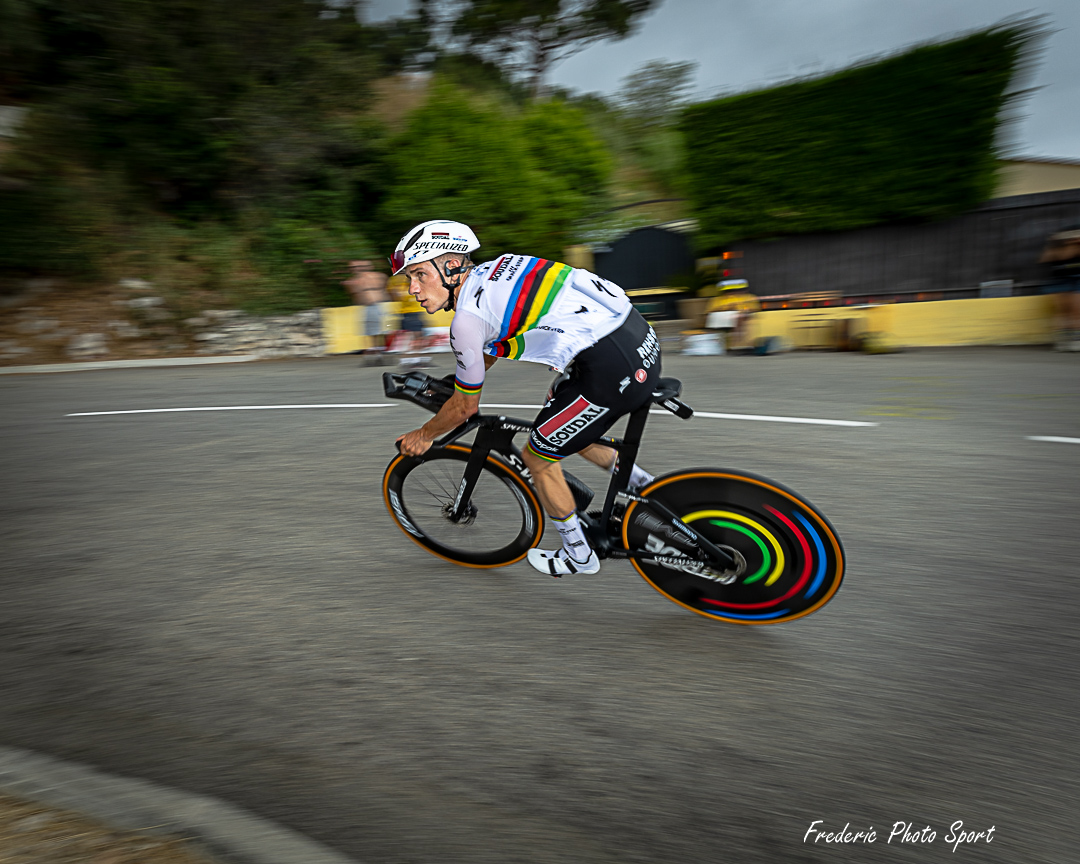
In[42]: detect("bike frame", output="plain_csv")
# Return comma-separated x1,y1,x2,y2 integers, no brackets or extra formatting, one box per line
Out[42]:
425,399,739,573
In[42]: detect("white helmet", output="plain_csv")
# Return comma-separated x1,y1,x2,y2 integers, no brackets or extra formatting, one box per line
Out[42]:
389,220,480,276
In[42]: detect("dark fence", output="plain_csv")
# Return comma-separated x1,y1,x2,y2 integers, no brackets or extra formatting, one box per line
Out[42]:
727,188,1080,302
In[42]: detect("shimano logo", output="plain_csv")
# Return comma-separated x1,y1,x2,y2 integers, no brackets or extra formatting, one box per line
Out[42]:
635,513,691,546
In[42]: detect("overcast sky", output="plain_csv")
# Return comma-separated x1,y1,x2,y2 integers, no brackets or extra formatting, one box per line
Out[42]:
364,0,1079,158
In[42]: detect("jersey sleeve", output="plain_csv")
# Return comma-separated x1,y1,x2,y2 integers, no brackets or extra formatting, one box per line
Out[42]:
449,311,489,395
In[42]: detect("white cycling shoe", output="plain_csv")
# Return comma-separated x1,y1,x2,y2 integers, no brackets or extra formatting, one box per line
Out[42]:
527,546,601,577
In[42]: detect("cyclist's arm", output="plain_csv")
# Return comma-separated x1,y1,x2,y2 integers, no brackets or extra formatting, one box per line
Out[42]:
397,312,489,456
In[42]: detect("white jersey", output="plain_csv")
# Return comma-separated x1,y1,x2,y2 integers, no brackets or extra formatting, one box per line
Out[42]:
450,255,631,394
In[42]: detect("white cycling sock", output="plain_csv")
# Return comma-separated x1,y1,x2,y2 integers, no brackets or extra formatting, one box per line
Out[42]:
629,464,654,491
551,512,592,563
612,458,654,492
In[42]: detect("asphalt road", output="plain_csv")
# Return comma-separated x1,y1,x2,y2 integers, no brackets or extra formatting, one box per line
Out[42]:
2,348,1078,863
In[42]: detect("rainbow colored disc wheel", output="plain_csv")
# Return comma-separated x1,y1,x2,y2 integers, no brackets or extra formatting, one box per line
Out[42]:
622,470,844,624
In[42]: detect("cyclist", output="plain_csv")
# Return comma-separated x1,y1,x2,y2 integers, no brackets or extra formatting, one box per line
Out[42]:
391,219,661,576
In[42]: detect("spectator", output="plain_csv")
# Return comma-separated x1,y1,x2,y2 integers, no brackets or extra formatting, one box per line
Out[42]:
343,260,391,351
1039,226,1080,352
705,279,761,350
386,272,427,354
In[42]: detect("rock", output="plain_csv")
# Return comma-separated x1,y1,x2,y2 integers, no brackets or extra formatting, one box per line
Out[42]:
67,333,108,359
184,317,210,328
118,278,153,291
15,318,59,334
107,320,142,339
126,296,165,309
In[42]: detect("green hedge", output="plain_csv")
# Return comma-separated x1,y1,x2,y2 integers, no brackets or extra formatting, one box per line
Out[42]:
680,21,1042,248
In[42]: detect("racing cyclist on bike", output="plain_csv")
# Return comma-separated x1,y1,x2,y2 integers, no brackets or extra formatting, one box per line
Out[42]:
391,219,661,576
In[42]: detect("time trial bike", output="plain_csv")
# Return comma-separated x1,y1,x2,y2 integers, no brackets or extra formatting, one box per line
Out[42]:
382,371,844,624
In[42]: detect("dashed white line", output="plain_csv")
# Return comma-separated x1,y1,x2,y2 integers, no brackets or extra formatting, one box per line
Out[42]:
1026,435,1080,445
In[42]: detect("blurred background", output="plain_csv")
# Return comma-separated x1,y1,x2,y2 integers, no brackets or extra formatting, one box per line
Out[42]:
2,5,1080,863
2,0,1079,365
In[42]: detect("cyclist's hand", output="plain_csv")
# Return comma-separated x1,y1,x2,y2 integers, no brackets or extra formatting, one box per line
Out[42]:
397,428,433,456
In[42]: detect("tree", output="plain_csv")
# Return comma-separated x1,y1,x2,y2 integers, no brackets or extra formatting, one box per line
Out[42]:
519,99,612,196
446,0,658,98
617,59,696,127
378,82,594,258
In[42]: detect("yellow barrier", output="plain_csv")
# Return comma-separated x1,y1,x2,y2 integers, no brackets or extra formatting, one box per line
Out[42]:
322,295,1055,355
320,304,454,354
749,295,1055,349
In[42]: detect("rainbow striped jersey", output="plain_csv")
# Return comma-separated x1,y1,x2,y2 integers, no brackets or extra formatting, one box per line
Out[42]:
449,255,631,395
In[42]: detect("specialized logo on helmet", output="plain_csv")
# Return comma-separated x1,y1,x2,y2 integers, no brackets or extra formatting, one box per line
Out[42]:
391,220,480,275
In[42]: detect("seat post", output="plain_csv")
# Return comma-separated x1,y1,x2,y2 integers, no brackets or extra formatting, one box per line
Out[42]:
598,401,651,531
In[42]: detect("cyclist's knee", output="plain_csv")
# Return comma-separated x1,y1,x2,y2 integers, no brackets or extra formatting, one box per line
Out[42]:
523,447,559,475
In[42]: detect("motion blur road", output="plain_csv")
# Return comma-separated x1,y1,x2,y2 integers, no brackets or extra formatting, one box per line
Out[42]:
1,348,1077,863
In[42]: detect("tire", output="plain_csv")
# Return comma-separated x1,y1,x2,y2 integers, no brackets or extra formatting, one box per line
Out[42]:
383,445,545,568
622,469,844,624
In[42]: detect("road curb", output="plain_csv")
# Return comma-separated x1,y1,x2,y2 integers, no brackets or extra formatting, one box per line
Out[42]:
0,355,263,375
0,745,361,864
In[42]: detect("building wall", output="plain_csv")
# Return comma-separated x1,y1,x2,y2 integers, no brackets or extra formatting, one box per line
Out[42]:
996,160,1080,198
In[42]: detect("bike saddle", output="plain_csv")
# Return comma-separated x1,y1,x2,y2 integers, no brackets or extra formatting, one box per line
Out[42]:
651,377,682,402
651,378,693,419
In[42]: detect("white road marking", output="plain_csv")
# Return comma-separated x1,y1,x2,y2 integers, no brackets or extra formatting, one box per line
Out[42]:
66,404,397,417
66,403,876,427
655,410,878,427
1026,435,1080,445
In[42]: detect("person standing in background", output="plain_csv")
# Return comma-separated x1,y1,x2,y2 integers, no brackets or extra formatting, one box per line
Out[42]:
386,270,427,354
1039,226,1080,352
343,260,391,351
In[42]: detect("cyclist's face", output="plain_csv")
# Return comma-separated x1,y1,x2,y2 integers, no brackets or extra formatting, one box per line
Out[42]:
403,261,448,313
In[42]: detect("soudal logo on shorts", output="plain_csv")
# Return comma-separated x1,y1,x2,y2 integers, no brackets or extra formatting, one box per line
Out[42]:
536,397,609,446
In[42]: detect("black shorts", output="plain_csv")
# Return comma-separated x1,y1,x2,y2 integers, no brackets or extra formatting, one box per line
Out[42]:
526,310,661,462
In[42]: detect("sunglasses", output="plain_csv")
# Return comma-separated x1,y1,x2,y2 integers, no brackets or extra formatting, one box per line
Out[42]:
389,250,406,274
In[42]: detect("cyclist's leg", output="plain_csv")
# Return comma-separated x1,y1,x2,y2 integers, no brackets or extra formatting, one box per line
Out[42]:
524,312,660,574
577,443,655,492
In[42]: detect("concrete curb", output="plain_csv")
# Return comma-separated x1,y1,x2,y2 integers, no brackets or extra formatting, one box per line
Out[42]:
0,355,263,375
0,745,361,864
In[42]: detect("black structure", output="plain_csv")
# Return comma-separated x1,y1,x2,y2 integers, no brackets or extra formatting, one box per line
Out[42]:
726,188,1080,301
593,226,695,292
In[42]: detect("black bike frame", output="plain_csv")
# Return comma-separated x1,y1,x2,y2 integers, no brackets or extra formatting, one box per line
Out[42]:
427,402,738,572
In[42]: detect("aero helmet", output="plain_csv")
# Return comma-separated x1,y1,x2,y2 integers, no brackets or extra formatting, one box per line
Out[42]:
389,220,480,276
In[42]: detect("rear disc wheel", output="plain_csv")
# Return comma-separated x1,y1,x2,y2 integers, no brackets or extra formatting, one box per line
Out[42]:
622,469,844,624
